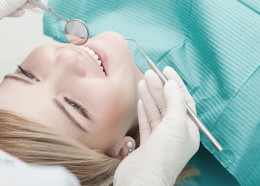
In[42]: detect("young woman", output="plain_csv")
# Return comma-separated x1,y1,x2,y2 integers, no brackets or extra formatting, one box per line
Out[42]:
0,1,200,186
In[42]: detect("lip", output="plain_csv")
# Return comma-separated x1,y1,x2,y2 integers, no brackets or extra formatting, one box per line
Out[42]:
75,46,106,76
86,44,108,76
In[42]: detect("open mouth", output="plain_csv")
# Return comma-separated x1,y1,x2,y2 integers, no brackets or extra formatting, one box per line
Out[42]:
79,45,106,75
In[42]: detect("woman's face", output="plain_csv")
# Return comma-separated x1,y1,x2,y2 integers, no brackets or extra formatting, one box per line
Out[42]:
0,32,141,154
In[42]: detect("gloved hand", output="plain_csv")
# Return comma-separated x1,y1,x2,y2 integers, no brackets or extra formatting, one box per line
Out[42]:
0,0,34,19
114,66,200,186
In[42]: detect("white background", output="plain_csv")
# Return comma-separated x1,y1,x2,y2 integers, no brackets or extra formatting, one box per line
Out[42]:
0,0,57,81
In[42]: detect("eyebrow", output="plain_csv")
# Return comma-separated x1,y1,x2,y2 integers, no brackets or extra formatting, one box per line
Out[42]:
53,99,88,133
4,74,33,84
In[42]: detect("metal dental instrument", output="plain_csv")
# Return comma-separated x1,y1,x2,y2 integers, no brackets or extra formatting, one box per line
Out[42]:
126,39,223,152
28,0,89,45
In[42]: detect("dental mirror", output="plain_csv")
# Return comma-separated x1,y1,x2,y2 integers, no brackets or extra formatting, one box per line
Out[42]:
28,0,89,45
64,19,89,45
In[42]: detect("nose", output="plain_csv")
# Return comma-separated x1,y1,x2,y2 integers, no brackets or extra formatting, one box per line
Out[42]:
55,48,87,77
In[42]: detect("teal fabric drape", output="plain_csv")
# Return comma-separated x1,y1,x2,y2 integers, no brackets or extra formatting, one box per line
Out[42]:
43,0,260,185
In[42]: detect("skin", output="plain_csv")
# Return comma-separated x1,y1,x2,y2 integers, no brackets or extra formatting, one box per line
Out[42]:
0,32,143,158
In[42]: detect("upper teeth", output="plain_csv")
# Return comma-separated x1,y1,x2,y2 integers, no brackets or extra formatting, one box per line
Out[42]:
80,46,104,72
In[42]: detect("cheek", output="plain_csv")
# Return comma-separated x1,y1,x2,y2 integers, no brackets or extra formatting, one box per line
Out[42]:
97,92,127,130
20,45,57,77
89,90,128,149
23,45,56,63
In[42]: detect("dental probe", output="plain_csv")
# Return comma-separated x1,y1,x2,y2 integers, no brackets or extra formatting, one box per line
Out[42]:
126,39,223,152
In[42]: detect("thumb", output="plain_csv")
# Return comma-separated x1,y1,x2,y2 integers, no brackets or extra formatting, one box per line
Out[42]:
163,80,186,128
7,9,25,17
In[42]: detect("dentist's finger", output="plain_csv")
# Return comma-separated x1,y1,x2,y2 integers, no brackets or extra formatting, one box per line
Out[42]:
8,3,36,18
8,9,25,17
138,80,162,130
163,66,195,112
163,80,187,130
22,3,36,9
144,70,167,117
163,67,198,135
137,99,151,146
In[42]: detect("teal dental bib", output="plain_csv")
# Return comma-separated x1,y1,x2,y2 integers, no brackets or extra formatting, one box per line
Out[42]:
43,0,260,185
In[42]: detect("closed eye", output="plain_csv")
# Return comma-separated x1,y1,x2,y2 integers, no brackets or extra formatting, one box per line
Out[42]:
17,65,39,81
64,97,91,120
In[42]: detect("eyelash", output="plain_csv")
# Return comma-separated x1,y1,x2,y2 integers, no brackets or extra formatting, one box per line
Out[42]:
64,97,87,116
18,65,36,80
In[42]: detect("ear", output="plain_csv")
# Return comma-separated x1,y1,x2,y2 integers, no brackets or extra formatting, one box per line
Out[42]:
112,136,136,160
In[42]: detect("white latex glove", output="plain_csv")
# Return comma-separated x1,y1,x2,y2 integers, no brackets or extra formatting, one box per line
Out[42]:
114,66,200,186
0,0,34,19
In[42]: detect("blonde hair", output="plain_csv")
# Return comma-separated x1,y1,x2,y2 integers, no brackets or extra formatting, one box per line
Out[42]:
0,110,119,186
0,110,199,185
